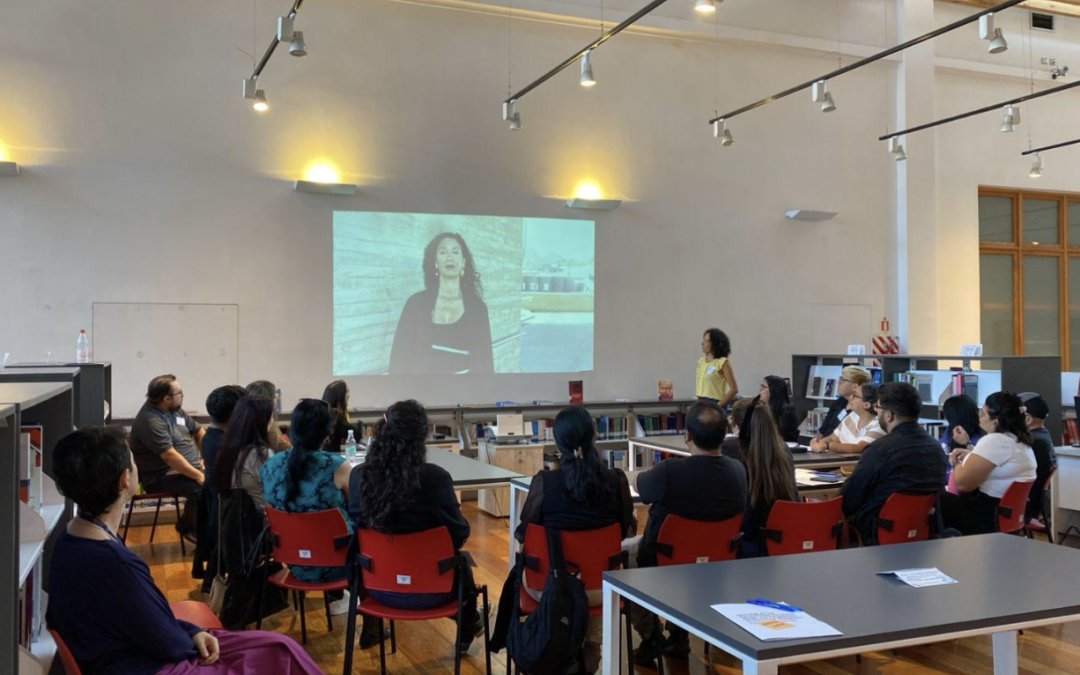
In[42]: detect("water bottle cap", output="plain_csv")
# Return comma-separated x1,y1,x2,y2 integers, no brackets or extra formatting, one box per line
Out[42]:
79,329,86,333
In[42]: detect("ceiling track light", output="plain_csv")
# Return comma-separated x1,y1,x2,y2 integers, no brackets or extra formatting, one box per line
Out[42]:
812,81,836,113
713,119,734,146
980,13,1008,54
694,0,719,14
999,104,1020,132
888,137,907,162
708,0,1026,127
289,31,307,57
240,0,306,110
580,50,596,88
1029,153,1044,179
253,89,269,112
503,100,522,130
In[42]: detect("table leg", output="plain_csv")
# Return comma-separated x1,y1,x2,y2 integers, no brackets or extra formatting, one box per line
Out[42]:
628,442,638,472
508,484,521,571
741,659,778,675
992,630,1018,675
601,582,620,675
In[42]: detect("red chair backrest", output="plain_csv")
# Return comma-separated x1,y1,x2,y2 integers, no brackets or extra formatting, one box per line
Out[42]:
49,629,82,675
655,514,742,566
997,481,1034,534
264,507,352,568
356,527,457,595
875,492,937,546
762,497,844,556
521,523,623,591
169,600,224,630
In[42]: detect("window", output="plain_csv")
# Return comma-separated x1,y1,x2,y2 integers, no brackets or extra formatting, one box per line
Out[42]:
978,188,1078,369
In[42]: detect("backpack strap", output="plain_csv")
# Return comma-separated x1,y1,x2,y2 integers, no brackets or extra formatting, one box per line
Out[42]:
545,526,567,572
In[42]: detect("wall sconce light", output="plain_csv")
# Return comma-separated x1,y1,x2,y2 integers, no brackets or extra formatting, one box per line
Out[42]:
0,162,19,175
564,180,621,209
293,162,357,195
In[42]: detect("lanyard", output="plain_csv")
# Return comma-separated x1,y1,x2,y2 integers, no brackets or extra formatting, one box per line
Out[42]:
78,511,123,544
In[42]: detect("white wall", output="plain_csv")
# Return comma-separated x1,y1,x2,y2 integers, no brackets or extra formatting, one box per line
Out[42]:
1,0,1074,413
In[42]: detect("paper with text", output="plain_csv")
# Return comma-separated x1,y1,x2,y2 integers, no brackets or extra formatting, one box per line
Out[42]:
711,603,842,641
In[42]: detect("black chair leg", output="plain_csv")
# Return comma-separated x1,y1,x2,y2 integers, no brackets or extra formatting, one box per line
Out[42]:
654,615,665,675
293,590,299,612
454,608,464,675
481,586,492,675
855,654,862,664
324,593,333,632
150,498,163,543
121,498,135,543
390,620,397,654
378,618,388,675
173,497,185,556
299,591,308,645
342,574,362,675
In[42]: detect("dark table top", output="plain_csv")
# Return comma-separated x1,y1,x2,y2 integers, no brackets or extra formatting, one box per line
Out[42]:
424,448,525,488
603,534,1080,661
629,435,858,466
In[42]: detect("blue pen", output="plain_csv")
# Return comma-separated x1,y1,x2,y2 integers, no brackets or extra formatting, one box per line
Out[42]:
746,598,802,612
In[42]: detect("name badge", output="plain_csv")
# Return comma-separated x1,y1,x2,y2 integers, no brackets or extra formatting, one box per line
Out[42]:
706,366,716,375
176,416,187,426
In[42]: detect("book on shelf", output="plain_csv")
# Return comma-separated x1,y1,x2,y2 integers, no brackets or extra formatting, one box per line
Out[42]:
1063,417,1079,446
961,374,979,406
823,379,836,399
19,426,43,514
809,377,822,397
657,380,674,401
915,374,933,402
569,381,583,404
636,412,685,436
870,368,883,385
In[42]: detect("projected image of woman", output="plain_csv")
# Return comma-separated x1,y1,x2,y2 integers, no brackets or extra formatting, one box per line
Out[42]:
389,232,494,374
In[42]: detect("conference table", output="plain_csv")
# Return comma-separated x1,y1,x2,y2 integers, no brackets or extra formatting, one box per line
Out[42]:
506,470,846,571
600,534,1080,675
627,435,860,471
348,446,525,490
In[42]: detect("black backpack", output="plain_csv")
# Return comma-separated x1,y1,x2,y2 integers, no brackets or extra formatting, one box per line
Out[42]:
505,528,589,675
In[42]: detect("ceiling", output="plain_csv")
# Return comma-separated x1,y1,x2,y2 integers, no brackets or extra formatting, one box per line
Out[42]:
941,0,1080,20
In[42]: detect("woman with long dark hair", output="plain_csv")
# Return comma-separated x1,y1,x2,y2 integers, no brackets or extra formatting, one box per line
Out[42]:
758,375,800,442
321,379,357,452
515,406,636,673
389,232,494,374
738,399,798,557
696,328,738,408
941,395,984,451
259,399,354,616
214,396,275,507
347,400,484,653
941,391,1037,535
245,380,291,451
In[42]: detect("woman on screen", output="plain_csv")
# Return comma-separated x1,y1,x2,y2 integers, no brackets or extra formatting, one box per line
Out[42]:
389,232,494,374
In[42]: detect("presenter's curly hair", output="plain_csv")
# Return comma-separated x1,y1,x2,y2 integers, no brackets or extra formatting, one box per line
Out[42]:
358,400,429,532
704,328,731,359
423,232,484,300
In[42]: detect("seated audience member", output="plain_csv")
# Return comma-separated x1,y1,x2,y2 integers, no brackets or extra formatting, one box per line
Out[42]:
260,399,354,618
1018,392,1058,523
941,392,1036,535
195,385,246,585
722,397,754,462
817,365,871,438
940,394,984,452
738,399,798,558
322,380,358,452
629,402,746,663
810,383,884,455
246,380,291,451
129,374,205,544
348,400,484,653
46,427,324,675
515,406,637,673
840,382,947,543
214,396,275,508
760,376,800,443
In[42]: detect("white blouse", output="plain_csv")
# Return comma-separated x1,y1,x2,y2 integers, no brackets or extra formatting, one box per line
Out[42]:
835,414,885,447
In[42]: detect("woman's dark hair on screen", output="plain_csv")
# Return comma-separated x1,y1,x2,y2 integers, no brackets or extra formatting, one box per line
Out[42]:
704,328,731,359
53,427,132,518
359,400,429,532
422,232,484,300
214,396,274,497
553,407,613,506
763,375,792,424
942,395,981,448
984,391,1033,446
282,399,335,506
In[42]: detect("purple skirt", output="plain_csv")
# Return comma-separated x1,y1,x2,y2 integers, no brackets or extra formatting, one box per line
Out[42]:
155,630,324,675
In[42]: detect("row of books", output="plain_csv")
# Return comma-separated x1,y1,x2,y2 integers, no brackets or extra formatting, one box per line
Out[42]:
1063,417,1079,445
806,367,883,399
19,426,44,514
637,412,685,436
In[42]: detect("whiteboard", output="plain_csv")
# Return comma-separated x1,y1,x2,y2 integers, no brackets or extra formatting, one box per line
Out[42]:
92,303,239,418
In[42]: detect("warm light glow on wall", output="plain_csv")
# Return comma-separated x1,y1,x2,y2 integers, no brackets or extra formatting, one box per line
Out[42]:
304,161,341,184
573,180,604,200
0,141,7,162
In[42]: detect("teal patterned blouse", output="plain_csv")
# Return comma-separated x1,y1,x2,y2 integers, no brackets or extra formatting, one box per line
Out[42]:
259,449,352,582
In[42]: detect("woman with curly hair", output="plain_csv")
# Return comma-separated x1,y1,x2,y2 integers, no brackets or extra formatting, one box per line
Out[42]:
389,232,494,374
696,328,738,408
347,400,484,653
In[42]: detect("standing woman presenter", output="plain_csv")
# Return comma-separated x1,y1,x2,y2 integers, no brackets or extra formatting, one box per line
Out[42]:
696,328,738,409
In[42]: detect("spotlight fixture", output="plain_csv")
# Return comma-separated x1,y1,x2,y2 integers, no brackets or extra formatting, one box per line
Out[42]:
580,50,596,88
504,99,522,129
289,31,307,57
277,15,295,42
253,89,269,113
694,0,718,13
713,119,734,146
888,137,907,162
988,28,1008,54
999,104,1021,132
812,81,836,113
981,14,1008,54
510,112,522,130
1029,153,1044,179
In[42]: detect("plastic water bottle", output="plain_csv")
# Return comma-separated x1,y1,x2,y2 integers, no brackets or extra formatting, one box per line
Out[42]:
76,329,90,364
344,430,357,461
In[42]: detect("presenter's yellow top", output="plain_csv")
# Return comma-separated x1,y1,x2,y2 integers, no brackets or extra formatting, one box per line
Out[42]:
695,356,729,400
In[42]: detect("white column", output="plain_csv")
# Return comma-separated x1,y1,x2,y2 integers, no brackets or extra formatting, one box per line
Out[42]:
600,582,620,675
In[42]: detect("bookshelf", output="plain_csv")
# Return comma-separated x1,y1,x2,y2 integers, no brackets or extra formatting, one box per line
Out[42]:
793,354,1061,442
0,382,74,675
5,362,112,428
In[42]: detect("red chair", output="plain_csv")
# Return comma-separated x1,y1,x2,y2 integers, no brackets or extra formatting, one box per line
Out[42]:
343,526,491,675
170,600,224,630
121,489,185,555
997,480,1035,535
517,523,634,675
874,493,937,546
257,507,352,644
760,497,844,556
50,602,222,675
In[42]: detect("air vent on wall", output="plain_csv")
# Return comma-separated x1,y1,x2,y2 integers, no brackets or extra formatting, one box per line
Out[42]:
1032,12,1055,32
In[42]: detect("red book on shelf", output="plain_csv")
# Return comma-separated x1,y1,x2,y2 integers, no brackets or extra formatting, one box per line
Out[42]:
569,381,584,404
658,380,674,401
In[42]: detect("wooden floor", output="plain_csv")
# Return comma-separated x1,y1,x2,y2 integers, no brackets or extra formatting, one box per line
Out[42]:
133,503,1080,675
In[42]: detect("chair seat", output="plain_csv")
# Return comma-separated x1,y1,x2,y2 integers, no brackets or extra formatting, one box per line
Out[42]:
268,567,350,592
169,601,223,630
1028,519,1047,532
133,492,171,501
356,597,460,621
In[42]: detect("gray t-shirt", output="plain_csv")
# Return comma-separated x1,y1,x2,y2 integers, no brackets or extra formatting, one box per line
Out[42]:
129,401,203,486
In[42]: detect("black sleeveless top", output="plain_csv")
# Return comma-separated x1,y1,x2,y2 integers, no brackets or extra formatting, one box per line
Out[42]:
514,465,636,542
